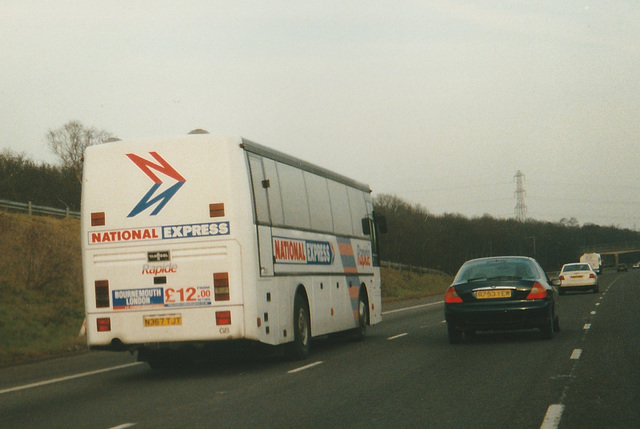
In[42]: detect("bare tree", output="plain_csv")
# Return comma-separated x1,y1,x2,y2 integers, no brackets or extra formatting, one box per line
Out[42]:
46,120,112,182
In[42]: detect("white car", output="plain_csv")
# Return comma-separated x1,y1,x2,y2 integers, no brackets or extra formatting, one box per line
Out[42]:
559,263,599,294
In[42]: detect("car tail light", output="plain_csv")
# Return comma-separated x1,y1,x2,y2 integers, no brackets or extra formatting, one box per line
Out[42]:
558,275,565,281
589,273,596,279
97,317,111,332
445,286,463,303
526,282,548,300
214,272,230,301
216,311,231,325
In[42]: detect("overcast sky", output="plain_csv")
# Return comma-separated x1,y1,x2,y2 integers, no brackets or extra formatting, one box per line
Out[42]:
2,1,639,229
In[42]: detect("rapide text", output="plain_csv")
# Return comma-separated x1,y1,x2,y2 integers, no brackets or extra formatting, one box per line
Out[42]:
89,221,230,244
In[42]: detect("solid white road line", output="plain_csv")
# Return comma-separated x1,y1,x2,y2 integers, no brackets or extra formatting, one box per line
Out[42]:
387,333,409,340
0,362,143,395
287,361,324,374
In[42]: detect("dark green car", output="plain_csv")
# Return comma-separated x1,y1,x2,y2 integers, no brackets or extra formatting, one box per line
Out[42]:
444,256,560,344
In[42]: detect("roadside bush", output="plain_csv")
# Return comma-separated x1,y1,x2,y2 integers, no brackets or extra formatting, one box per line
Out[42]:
0,212,84,366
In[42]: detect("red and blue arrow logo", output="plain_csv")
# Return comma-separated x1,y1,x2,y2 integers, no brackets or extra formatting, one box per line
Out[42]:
126,152,186,217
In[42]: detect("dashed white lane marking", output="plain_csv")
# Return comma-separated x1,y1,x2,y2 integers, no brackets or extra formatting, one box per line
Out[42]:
387,333,409,340
109,424,137,429
540,404,565,429
0,362,143,395
288,361,324,374
542,275,619,428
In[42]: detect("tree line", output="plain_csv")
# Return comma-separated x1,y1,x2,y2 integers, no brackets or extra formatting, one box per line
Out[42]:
0,150,80,211
0,120,111,211
374,194,640,274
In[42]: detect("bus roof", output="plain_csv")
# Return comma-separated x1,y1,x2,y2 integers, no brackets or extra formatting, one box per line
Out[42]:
240,138,372,193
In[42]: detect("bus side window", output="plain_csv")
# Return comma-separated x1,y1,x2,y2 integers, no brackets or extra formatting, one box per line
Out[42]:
327,181,352,236
304,172,333,233
262,159,284,225
248,155,270,224
278,163,311,229
347,187,367,238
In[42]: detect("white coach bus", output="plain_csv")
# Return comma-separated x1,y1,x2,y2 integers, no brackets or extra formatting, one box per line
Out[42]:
81,132,385,367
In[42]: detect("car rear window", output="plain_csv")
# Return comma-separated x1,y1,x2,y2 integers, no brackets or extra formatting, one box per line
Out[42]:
455,259,536,283
563,264,590,272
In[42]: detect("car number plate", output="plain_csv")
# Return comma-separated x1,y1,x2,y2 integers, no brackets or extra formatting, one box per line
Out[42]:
143,315,182,327
570,275,582,279
476,290,512,299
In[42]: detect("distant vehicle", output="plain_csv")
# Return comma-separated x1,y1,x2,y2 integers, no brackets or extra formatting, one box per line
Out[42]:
633,262,640,269
444,256,560,344
617,263,628,272
580,253,602,274
558,263,598,294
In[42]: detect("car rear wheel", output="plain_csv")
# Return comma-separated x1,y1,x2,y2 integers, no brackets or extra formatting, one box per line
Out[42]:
540,309,554,340
448,324,463,344
553,313,560,332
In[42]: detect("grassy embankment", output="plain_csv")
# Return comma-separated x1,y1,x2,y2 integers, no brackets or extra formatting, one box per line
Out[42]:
0,211,451,367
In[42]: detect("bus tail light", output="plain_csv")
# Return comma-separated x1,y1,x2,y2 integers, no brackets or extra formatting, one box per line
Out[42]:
95,280,110,308
91,212,105,226
216,311,231,325
97,317,111,332
209,203,225,218
214,272,230,301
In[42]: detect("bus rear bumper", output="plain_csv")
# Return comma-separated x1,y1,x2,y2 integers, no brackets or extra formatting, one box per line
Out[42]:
85,305,247,351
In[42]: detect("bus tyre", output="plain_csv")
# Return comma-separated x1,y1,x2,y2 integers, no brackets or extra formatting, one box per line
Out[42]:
286,294,310,360
350,290,368,341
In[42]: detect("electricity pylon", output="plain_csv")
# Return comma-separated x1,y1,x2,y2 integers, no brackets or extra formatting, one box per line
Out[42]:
514,170,527,222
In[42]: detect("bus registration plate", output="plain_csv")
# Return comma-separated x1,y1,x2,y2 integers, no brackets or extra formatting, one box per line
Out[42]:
476,290,511,299
144,314,182,327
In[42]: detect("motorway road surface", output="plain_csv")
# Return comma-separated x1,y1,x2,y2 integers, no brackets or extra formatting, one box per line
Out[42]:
1,270,639,428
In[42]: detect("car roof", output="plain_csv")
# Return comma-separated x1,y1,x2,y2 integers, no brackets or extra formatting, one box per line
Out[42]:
464,256,536,263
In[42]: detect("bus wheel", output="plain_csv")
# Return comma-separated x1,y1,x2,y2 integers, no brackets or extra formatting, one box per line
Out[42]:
350,289,368,341
286,293,310,360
